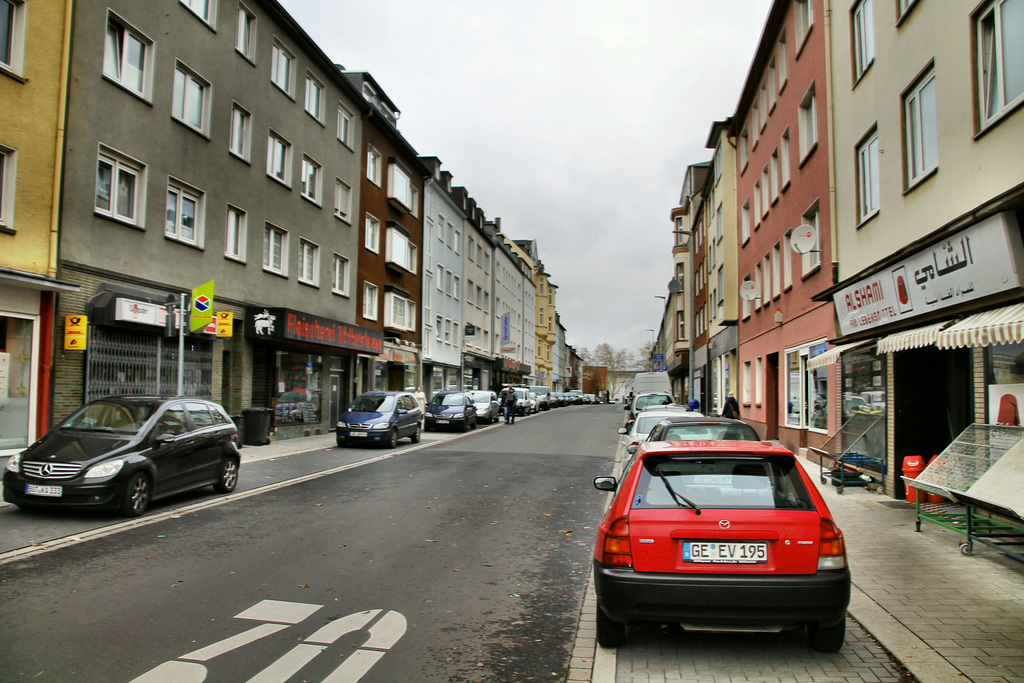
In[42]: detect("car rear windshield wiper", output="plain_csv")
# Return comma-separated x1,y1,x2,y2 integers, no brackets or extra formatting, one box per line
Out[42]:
654,466,701,515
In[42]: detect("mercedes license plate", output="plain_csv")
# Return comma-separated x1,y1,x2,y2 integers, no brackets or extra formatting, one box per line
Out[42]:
25,484,63,498
683,541,767,564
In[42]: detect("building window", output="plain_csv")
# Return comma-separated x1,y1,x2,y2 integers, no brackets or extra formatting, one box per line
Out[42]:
1,0,26,74
767,58,777,109
387,161,413,211
304,74,324,122
385,292,415,332
741,199,751,242
742,360,752,403
676,311,685,340
95,148,143,225
165,180,203,246
329,254,350,296
298,239,318,285
103,13,151,97
266,131,291,185
762,253,772,302
225,205,246,261
739,126,749,168
229,104,251,160
977,0,1024,126
263,224,286,274
780,128,791,187
385,226,417,274
334,179,351,221
795,0,813,45
172,62,210,134
852,0,874,81
770,149,780,201
436,265,443,290
772,242,781,296
905,69,939,184
801,201,822,274
235,3,256,61
364,214,380,253
777,32,788,86
300,156,321,204
798,83,817,159
337,105,353,146
181,0,215,24
758,78,768,130
362,282,378,320
367,147,381,185
760,165,770,216
270,40,294,95
899,0,918,19
754,263,763,310
782,230,793,288
857,129,880,222
0,145,14,229
755,356,763,404
753,181,761,224
451,275,460,300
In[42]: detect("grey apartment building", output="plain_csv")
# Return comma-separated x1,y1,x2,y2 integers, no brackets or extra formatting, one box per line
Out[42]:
53,0,379,438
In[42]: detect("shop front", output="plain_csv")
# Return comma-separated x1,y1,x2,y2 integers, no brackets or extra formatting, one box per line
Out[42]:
826,211,1024,497
495,358,531,388
462,351,492,392
0,270,77,456
244,307,384,440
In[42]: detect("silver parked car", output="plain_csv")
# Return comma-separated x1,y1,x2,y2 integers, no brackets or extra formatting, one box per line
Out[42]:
467,390,500,424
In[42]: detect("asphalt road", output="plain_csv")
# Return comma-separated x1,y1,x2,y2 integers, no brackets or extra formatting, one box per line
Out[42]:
0,405,619,682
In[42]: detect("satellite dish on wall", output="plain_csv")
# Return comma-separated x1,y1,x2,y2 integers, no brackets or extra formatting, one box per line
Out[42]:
791,224,818,254
667,279,682,293
739,280,759,301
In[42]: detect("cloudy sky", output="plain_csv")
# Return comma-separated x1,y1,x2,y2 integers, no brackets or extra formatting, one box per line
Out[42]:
278,0,771,354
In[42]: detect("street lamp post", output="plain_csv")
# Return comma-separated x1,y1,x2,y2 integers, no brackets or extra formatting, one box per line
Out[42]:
646,328,656,371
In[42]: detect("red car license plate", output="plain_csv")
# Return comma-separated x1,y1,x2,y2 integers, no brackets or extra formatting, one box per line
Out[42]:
683,541,767,564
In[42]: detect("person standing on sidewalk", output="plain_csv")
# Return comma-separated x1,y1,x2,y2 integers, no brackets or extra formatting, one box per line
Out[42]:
500,386,517,424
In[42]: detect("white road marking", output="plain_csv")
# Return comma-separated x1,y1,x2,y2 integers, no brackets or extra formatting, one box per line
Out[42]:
363,610,407,650
129,660,208,683
306,609,380,644
246,643,324,683
180,623,289,662
236,599,323,624
321,649,386,683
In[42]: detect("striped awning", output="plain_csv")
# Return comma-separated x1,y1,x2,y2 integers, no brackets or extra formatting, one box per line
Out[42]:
876,322,949,354
807,341,872,370
936,303,1024,349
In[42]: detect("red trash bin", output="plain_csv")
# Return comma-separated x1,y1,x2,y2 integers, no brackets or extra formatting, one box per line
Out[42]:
902,455,926,502
925,456,944,502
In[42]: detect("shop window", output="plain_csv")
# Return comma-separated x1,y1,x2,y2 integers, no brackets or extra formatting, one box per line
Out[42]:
985,342,1024,425
785,342,828,431
0,315,35,451
273,352,321,426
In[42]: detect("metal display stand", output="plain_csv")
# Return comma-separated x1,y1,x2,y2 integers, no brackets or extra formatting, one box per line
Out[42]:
903,424,1024,563
811,413,886,493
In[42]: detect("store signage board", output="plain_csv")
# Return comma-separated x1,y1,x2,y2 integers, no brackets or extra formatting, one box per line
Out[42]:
114,299,166,327
245,307,384,354
832,212,1024,336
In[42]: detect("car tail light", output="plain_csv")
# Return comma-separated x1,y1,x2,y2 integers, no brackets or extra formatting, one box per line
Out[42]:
601,516,633,568
817,518,847,570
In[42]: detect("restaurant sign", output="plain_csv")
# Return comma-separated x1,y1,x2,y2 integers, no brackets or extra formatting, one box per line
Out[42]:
833,212,1024,335
245,308,384,354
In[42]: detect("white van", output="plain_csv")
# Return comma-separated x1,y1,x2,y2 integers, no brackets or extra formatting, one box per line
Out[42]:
629,372,672,397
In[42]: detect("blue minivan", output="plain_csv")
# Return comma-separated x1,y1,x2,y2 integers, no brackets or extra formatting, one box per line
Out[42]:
336,391,422,448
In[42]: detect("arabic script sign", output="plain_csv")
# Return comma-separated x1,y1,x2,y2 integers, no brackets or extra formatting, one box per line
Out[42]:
833,212,1024,335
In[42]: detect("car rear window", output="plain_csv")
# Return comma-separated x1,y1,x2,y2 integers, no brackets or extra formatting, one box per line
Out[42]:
632,456,814,511
657,423,760,441
635,395,672,410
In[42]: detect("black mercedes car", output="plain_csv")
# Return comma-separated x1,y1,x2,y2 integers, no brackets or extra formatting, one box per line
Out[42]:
3,396,240,517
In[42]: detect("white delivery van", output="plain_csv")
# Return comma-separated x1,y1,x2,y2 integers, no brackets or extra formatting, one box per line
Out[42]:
630,372,672,397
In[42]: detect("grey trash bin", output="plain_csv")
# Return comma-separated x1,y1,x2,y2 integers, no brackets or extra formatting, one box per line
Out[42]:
242,407,272,446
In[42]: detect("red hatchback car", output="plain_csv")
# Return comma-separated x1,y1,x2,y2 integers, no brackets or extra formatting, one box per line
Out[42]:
592,441,850,651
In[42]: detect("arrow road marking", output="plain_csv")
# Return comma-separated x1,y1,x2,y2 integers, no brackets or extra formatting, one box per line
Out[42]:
130,602,406,683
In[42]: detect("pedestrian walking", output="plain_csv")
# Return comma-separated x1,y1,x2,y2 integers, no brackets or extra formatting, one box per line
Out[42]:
500,386,517,424
726,392,741,418
413,386,427,413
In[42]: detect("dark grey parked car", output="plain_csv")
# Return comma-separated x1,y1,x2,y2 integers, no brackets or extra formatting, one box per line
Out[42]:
3,396,240,517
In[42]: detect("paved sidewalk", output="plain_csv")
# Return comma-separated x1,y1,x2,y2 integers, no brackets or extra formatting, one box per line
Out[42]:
593,449,1024,683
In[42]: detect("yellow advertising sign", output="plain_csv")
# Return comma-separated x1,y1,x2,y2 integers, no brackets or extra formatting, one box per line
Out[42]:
216,311,233,338
64,315,88,350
